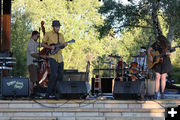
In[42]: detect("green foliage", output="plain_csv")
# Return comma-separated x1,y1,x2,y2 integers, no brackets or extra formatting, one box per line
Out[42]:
11,0,105,78
98,0,180,41
11,9,32,76
10,0,180,83
168,64,180,83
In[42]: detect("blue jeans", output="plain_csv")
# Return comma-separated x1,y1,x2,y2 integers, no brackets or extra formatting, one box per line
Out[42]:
46,58,64,95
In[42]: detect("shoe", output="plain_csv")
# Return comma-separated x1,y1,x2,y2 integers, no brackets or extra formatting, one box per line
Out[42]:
154,92,157,99
161,93,165,99
43,93,56,99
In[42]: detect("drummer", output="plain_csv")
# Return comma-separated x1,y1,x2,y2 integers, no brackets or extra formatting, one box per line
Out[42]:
132,46,147,73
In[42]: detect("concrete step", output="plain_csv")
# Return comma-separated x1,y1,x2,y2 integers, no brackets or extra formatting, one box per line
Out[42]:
0,99,179,109
0,99,179,119
0,116,165,120
0,108,165,119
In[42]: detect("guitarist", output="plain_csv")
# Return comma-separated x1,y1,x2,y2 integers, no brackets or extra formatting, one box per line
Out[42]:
147,35,172,99
41,20,67,98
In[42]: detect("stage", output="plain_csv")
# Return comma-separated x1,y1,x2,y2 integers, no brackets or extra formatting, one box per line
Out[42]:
0,94,180,120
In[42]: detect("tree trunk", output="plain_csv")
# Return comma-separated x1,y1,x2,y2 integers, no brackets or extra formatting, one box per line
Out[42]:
167,18,175,44
151,0,163,39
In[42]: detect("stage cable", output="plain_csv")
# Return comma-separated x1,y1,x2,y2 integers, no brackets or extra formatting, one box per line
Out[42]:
32,97,99,109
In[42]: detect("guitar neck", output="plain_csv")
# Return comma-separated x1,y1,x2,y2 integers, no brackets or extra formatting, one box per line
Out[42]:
156,46,179,58
156,52,166,58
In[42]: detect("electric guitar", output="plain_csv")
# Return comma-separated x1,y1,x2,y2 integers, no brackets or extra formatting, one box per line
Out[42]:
48,39,75,55
147,46,180,69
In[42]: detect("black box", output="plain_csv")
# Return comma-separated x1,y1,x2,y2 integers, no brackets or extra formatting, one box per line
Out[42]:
113,80,145,100
56,81,88,99
2,77,29,97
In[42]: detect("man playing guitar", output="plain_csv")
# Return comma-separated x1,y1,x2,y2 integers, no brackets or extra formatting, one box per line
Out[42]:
41,20,67,98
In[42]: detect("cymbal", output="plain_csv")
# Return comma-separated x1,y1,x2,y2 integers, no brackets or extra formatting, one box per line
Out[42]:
0,57,16,60
93,68,116,71
0,66,12,70
102,61,114,64
93,68,129,71
108,54,122,58
132,55,146,57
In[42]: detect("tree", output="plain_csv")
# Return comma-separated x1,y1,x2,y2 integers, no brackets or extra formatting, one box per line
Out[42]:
11,9,32,76
12,0,106,77
98,0,180,43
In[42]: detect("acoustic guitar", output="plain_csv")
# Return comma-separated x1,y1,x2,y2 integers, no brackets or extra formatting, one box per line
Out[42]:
147,46,180,69
47,39,75,55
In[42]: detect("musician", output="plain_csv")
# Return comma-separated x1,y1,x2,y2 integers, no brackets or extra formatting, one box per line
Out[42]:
27,31,46,96
41,20,67,98
133,47,147,72
148,35,172,99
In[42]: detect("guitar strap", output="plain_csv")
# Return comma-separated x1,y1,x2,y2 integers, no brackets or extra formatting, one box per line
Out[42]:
57,33,60,43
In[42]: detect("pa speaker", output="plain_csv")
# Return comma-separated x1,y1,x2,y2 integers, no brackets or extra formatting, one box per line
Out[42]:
56,81,88,99
63,72,88,81
113,80,145,100
2,77,29,97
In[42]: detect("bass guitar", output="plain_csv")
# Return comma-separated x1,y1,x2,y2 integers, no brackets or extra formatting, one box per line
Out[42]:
48,39,75,55
147,46,180,69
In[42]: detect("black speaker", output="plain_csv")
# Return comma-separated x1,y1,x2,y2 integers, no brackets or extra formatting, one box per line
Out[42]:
56,81,88,99
63,72,88,81
113,80,145,100
2,77,29,97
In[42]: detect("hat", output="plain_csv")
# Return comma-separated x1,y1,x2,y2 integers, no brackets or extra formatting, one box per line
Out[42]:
52,20,61,26
139,47,146,53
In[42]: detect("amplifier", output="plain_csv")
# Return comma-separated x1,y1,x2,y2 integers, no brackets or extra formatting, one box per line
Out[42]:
2,77,29,97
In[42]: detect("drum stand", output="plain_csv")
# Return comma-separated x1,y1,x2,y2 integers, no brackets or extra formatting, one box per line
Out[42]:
0,57,14,97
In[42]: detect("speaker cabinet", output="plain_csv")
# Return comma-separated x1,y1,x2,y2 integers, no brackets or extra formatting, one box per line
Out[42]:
56,81,88,99
63,72,88,81
2,77,29,97
113,80,145,100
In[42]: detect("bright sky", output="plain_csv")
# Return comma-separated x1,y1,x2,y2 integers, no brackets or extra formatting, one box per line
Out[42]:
115,0,140,5
116,0,130,5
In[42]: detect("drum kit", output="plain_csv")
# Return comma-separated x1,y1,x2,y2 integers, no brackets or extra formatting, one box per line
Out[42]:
0,56,16,94
93,54,153,82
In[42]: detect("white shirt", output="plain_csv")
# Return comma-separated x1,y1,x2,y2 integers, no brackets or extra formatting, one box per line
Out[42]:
132,55,147,71
27,38,38,66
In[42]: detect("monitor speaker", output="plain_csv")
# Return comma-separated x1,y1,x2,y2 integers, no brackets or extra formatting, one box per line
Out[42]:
113,80,145,100
2,76,29,97
56,81,88,99
63,72,87,81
